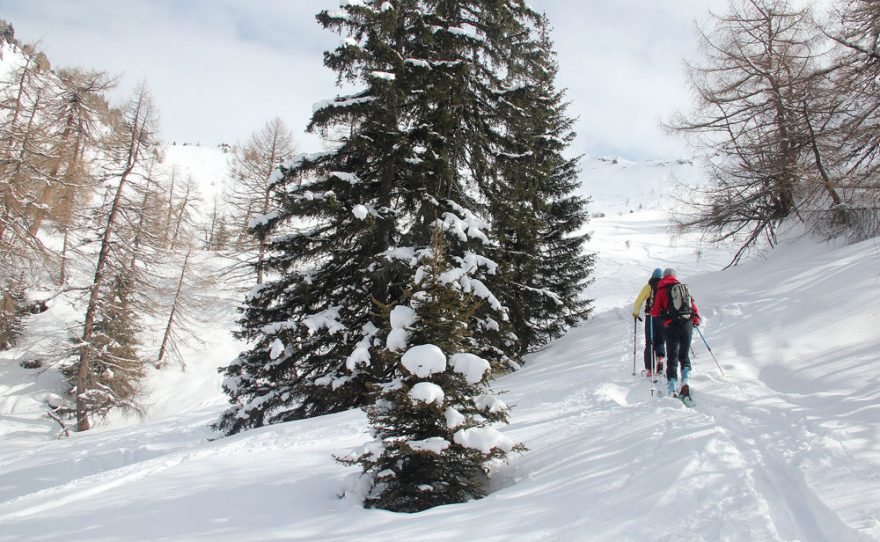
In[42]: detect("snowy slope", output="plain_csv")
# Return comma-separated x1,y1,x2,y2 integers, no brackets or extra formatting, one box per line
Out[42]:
159,144,235,221
1,158,879,541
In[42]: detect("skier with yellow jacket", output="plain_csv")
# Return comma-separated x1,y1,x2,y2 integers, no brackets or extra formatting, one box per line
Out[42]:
632,268,666,376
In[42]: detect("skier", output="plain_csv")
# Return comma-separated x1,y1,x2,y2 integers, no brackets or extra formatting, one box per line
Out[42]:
649,268,700,399
632,268,665,377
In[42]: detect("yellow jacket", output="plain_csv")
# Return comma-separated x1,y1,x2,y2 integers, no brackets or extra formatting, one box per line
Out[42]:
632,283,652,318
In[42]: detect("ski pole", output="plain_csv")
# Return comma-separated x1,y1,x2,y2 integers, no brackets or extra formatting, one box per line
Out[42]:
695,326,724,376
632,317,637,376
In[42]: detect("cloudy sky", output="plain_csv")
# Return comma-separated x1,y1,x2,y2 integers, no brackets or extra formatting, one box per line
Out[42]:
0,0,735,161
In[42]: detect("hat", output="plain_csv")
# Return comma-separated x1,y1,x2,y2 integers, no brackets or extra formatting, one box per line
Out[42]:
651,268,662,279
663,268,676,278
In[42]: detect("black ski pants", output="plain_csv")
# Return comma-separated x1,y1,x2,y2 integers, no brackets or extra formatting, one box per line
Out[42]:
643,316,666,370
664,320,693,381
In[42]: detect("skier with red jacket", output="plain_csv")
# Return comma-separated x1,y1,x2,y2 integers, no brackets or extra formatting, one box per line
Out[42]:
649,268,700,399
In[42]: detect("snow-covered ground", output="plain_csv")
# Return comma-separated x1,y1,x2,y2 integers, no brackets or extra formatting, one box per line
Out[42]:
1,154,878,541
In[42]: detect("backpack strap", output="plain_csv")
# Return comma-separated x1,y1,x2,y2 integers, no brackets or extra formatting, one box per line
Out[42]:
646,277,660,310
655,282,670,319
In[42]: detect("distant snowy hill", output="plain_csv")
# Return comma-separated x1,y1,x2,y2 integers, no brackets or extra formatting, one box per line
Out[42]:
159,144,235,218
1,155,879,541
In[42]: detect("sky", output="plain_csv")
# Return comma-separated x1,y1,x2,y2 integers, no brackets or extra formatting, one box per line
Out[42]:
0,0,735,161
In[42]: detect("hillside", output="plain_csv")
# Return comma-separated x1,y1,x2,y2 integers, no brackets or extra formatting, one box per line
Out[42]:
0,144,243,436
1,155,877,541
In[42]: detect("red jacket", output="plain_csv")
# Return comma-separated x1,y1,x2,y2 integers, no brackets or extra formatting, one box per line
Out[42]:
649,276,700,325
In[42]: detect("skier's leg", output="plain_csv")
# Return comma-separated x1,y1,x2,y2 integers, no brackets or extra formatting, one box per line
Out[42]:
654,318,666,357
680,324,693,386
665,323,680,382
653,317,666,371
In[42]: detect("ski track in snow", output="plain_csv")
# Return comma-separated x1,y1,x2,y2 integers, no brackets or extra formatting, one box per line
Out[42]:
1,156,878,541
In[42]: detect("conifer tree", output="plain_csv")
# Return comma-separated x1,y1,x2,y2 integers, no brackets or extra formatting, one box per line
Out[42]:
216,1,585,435
489,15,593,355
62,268,145,422
340,228,516,512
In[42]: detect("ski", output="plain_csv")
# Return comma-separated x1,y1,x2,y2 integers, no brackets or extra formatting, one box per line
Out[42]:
677,393,695,407
676,385,694,407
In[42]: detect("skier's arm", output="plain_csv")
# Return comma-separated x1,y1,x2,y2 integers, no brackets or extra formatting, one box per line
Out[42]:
632,284,651,318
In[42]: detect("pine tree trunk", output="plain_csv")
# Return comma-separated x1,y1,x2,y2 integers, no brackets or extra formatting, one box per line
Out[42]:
170,184,191,250
129,190,150,273
59,227,69,285
164,168,176,248
157,248,190,369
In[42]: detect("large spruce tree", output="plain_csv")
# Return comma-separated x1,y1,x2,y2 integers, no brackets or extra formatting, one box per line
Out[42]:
217,1,591,438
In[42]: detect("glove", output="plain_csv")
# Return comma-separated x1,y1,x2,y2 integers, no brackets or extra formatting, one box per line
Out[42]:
692,316,700,327
663,319,671,328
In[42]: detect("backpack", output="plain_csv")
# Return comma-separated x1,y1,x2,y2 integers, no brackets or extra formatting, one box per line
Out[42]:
666,282,694,321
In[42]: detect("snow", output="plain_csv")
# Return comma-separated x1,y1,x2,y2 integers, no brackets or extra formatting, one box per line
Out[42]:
248,209,280,229
474,394,508,414
1,156,878,541
445,406,466,429
312,95,377,114
449,353,490,384
440,202,491,244
385,329,408,352
368,71,395,81
389,305,417,330
158,145,236,223
268,339,285,360
400,344,446,378
387,305,416,352
404,58,431,69
381,246,417,265
328,171,362,184
345,323,378,371
408,382,445,405
351,204,369,220
453,426,514,454
303,306,347,335
408,437,450,454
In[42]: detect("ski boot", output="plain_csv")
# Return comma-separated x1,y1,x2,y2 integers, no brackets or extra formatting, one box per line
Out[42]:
679,368,693,406
666,378,677,397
